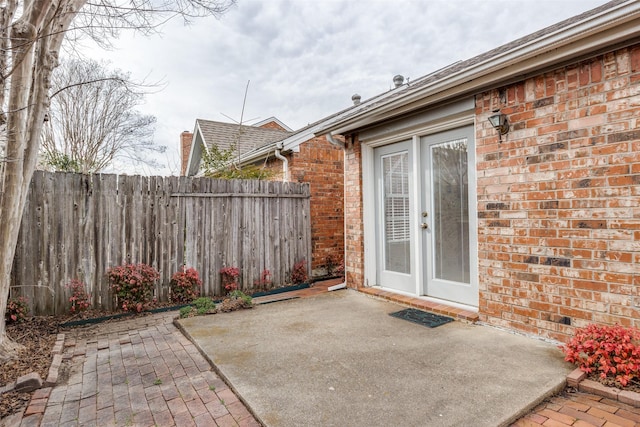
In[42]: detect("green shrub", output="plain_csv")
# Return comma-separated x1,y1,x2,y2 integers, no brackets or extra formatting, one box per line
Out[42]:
229,290,252,305
193,297,216,315
179,297,217,318
219,290,253,312
179,306,193,318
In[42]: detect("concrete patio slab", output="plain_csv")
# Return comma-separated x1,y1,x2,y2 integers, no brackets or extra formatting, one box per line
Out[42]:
179,289,572,427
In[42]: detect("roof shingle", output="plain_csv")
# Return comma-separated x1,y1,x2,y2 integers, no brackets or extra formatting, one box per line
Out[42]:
196,119,292,155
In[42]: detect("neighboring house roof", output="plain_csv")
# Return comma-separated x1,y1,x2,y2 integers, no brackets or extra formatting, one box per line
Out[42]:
186,93,380,174
235,86,409,166
185,119,291,176
198,119,290,153
316,0,640,135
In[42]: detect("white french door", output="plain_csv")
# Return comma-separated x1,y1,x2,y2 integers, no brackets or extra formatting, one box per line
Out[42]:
372,126,477,306
374,141,415,293
420,126,477,306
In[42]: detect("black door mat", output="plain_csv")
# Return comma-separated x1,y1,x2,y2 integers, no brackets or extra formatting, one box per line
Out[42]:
389,308,454,328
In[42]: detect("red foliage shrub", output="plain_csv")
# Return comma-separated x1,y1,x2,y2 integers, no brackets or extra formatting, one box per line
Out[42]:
66,279,91,314
220,266,240,293
170,267,202,303
253,269,272,290
290,259,308,285
107,263,159,312
561,323,640,387
6,296,29,323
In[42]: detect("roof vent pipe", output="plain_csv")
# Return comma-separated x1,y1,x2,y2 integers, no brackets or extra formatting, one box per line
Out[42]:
393,75,404,88
351,94,361,105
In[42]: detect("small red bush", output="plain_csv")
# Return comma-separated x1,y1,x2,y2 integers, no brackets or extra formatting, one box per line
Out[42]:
220,266,240,293
107,263,159,312
253,269,272,290
170,267,202,303
290,259,308,285
6,296,29,323
66,279,91,314
561,323,640,387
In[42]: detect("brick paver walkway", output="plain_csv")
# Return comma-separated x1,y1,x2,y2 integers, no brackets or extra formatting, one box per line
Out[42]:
22,311,260,427
512,390,640,426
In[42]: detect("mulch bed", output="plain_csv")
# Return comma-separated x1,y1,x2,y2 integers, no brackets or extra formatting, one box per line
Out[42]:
1,316,59,419
587,373,640,394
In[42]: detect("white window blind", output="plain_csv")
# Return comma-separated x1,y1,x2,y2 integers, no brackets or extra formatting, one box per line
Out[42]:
383,153,410,243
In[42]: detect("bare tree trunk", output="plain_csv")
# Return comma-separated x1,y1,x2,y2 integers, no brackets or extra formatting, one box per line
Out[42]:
0,0,234,360
0,0,82,360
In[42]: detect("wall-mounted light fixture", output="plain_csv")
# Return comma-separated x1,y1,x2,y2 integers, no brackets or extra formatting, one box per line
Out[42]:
488,110,509,142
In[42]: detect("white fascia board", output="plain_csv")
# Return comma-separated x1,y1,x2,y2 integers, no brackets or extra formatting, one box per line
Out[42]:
186,121,205,176
237,143,274,165
323,1,640,135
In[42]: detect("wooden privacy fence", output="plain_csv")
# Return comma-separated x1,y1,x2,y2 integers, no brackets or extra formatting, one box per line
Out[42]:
10,171,311,315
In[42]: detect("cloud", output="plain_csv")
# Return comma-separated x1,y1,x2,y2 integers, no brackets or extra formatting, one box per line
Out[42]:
76,0,609,175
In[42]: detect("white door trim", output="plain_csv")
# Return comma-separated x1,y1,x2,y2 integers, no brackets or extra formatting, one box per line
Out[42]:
361,102,477,306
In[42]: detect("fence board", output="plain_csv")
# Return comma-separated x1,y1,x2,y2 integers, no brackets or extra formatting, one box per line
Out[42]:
10,171,311,315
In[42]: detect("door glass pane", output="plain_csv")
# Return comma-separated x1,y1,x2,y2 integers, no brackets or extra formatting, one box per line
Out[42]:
431,139,469,283
383,152,410,274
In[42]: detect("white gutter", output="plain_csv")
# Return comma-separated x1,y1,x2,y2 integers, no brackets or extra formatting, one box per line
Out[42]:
274,142,288,182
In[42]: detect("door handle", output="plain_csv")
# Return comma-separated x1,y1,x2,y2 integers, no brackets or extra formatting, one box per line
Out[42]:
421,223,429,230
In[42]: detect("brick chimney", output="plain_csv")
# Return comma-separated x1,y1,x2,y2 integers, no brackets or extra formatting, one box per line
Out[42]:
180,131,193,176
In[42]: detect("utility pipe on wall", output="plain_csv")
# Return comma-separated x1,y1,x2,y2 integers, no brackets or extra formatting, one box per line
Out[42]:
325,132,345,148
275,142,289,182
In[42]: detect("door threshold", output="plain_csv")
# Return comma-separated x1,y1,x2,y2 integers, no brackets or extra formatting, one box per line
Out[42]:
359,286,479,323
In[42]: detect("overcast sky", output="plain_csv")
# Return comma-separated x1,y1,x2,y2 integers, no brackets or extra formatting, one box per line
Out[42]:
78,0,610,175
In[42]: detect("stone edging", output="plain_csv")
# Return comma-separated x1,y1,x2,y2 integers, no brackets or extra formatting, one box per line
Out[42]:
21,333,67,419
567,367,640,407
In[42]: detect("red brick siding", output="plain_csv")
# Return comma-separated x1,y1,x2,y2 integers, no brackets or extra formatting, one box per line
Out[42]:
261,154,286,180
343,135,365,288
476,45,640,341
180,131,193,176
289,136,345,275
258,121,288,131
261,136,345,275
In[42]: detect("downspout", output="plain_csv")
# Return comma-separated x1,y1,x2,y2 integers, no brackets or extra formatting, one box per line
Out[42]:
274,142,288,182
325,132,345,148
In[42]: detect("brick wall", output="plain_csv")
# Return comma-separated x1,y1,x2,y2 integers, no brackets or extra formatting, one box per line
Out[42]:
289,136,345,275
476,45,640,341
343,135,365,288
261,135,345,276
258,120,288,131
180,131,193,176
